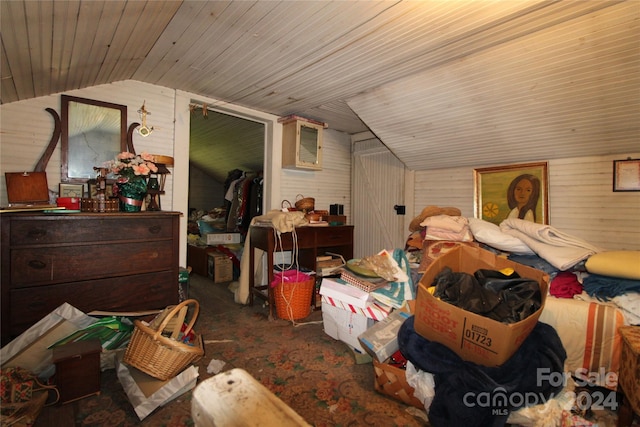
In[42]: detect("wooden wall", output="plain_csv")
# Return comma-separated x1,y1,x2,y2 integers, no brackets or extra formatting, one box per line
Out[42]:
280,128,352,218
0,80,176,208
414,153,640,251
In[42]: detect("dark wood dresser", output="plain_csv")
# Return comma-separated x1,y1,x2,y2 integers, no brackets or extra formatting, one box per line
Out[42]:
1,211,181,345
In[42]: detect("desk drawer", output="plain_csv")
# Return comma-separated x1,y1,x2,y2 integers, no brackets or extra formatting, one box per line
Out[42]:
11,241,173,286
316,226,353,246
10,216,174,246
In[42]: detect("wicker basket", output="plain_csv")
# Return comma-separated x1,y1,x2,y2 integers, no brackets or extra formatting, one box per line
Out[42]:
273,274,315,320
123,299,204,380
294,194,315,212
281,200,297,211
373,359,424,409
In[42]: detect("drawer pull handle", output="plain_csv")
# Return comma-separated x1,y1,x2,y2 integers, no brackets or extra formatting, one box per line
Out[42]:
28,260,47,269
148,225,161,234
28,229,47,238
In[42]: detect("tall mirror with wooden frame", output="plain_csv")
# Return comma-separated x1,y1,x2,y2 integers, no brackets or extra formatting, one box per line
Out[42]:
61,95,127,183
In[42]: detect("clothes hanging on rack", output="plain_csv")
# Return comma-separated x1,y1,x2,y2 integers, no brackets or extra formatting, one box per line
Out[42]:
224,170,263,234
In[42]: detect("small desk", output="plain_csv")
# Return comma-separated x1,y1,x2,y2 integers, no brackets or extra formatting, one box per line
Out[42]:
248,225,354,319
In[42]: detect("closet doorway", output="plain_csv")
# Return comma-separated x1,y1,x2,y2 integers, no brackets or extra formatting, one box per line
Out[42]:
188,106,265,224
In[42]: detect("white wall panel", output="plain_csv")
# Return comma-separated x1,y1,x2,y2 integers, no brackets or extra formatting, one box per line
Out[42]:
280,128,351,218
413,153,640,251
0,80,176,208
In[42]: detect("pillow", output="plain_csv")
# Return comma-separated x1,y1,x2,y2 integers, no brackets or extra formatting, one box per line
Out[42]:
467,217,534,255
539,296,624,390
585,251,640,280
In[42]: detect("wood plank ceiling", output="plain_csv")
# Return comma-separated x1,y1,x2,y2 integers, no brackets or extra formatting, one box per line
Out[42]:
2,1,638,179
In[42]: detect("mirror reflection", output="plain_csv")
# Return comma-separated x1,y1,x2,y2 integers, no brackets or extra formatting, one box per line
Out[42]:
61,95,127,183
299,124,319,165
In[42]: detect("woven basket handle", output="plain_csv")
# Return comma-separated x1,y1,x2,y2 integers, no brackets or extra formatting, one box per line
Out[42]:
153,299,200,340
281,200,292,209
295,194,305,201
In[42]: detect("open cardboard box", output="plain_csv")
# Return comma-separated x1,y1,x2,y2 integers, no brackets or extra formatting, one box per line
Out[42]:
414,245,549,367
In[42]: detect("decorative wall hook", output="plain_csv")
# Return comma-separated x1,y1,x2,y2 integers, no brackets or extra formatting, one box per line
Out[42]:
137,101,154,137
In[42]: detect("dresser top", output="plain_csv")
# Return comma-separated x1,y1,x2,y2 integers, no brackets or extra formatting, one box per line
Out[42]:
1,211,182,219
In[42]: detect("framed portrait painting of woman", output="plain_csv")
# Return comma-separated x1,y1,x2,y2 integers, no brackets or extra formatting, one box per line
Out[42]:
474,162,549,226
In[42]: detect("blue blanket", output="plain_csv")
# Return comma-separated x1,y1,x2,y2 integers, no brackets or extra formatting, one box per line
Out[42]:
398,317,566,427
582,273,640,301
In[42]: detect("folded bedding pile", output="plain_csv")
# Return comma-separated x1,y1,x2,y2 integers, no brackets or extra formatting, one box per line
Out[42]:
405,207,640,326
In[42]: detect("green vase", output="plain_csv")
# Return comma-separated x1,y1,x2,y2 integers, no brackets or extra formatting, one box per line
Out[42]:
117,179,147,212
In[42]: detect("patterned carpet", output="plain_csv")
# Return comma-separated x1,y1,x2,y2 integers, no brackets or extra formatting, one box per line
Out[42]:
36,274,427,427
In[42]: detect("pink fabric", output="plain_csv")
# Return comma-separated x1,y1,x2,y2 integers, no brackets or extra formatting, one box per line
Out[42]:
270,270,313,288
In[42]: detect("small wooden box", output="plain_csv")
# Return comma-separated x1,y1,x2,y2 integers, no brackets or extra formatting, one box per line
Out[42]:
619,326,640,419
53,339,102,404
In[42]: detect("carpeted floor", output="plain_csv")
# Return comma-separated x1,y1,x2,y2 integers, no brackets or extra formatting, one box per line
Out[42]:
34,273,427,427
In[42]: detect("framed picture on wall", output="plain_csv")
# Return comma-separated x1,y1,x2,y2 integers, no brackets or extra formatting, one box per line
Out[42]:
613,159,640,192
474,162,548,225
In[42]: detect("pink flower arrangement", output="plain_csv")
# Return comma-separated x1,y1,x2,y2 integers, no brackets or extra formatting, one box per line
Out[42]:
106,151,158,183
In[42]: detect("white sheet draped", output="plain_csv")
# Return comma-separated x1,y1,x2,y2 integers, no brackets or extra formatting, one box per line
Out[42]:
500,218,603,271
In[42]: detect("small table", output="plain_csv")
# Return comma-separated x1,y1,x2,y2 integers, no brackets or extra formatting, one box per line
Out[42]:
248,225,353,319
618,326,640,427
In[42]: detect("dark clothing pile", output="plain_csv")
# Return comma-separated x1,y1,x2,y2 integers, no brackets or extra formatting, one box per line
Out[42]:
433,267,541,324
398,317,566,427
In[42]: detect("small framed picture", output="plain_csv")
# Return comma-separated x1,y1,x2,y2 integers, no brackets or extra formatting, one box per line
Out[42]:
88,180,113,198
613,159,640,192
474,162,549,225
59,183,84,198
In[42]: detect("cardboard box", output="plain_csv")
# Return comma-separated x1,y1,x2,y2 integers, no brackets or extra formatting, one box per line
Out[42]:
205,232,241,245
208,252,233,283
322,303,374,353
321,295,390,321
319,277,372,309
358,309,411,362
414,245,549,367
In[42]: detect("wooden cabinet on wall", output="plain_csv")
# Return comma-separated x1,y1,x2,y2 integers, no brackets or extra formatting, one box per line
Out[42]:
0,211,181,345
280,116,326,171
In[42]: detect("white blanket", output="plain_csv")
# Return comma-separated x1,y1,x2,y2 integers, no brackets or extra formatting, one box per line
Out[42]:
500,218,603,271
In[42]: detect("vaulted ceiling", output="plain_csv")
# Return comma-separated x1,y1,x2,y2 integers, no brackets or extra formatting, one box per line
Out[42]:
2,1,638,181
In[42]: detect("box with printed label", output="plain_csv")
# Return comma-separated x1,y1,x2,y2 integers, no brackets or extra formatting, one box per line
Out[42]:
414,245,548,367
205,232,241,245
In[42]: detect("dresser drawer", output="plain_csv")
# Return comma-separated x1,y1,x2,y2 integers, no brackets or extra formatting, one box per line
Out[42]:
9,271,178,337
9,216,174,246
11,240,174,287
316,226,353,246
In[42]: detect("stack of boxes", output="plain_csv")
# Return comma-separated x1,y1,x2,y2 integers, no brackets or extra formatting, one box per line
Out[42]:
319,246,549,409
319,277,391,355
